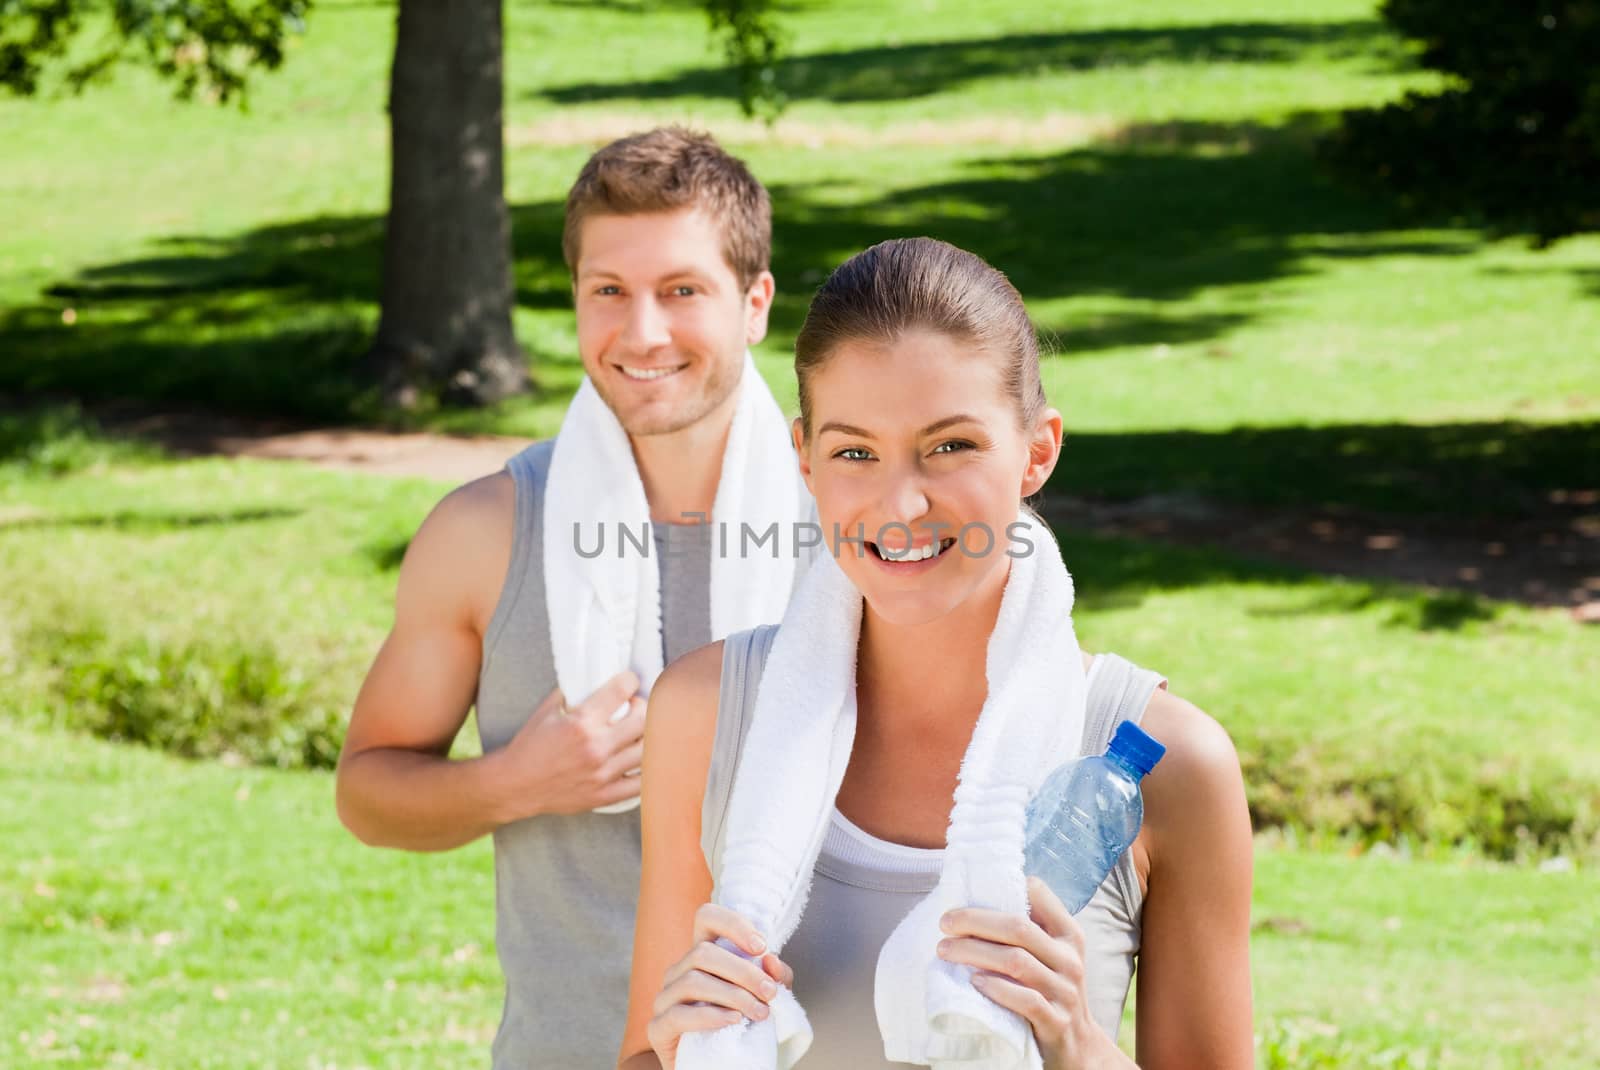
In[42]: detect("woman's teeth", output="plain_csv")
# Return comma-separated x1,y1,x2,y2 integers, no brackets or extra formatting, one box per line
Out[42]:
875,538,954,562
620,364,686,381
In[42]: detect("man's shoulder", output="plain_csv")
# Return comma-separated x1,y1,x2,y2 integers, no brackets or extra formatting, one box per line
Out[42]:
431,469,517,532
443,438,556,532
398,471,518,627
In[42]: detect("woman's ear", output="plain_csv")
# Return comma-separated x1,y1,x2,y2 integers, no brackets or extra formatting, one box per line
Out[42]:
791,417,816,493
1020,408,1063,498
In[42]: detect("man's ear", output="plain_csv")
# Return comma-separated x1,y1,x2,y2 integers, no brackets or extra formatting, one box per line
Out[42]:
745,271,776,346
1021,407,1064,498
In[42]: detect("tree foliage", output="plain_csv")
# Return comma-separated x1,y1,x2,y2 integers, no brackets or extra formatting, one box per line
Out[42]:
1,0,785,113
1325,0,1600,243
704,0,786,120
5,0,787,408
0,0,309,102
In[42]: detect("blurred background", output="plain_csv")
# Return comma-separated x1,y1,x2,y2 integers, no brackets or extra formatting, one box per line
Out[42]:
2,1,1596,1066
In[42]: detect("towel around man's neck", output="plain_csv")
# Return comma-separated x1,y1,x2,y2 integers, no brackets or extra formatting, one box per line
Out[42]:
542,351,812,813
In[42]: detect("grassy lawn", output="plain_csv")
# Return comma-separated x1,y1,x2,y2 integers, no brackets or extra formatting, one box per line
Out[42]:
5,438,1595,855
5,719,1594,1068
1,1,1594,517
6,1,1598,1065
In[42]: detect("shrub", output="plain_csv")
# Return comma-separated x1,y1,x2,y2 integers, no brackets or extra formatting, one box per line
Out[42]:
42,623,343,770
1324,1,1600,242
0,402,155,476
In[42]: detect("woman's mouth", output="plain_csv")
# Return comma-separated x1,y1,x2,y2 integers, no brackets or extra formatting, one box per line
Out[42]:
866,536,957,567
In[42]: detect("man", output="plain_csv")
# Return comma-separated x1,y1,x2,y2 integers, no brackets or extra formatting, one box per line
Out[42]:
336,127,812,1067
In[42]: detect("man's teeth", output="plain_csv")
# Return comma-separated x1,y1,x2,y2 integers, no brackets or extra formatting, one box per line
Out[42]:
620,364,685,381
879,538,949,562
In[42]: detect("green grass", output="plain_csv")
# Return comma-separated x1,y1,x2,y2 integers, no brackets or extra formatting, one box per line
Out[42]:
5,4,1599,1064
4,428,1595,858
2,1,1595,518
4,719,1593,1068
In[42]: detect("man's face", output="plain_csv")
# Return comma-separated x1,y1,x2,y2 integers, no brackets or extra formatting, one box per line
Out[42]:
573,208,774,437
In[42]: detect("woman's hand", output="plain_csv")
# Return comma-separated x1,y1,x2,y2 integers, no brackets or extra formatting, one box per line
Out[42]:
646,903,795,1069
938,876,1125,1070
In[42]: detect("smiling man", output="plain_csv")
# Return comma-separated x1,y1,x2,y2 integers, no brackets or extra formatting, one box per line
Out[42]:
335,128,813,1068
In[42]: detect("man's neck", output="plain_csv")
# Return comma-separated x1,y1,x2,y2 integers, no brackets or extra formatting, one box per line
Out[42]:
631,394,737,525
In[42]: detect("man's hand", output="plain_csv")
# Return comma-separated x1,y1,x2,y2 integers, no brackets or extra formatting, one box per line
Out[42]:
496,670,648,818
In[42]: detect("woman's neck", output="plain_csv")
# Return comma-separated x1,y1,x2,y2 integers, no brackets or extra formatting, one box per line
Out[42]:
855,559,1012,730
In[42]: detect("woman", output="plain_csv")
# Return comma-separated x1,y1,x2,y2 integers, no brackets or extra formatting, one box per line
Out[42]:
618,238,1254,1069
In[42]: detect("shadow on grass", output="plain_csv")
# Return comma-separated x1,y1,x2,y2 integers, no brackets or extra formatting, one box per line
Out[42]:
1479,263,1600,302
1058,528,1503,633
1052,420,1600,516
0,113,1480,419
1248,584,1500,631
3,110,1543,523
534,20,1414,107
756,117,1481,345
0,507,304,532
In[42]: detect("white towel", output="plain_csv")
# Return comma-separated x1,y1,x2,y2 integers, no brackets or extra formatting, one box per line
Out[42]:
678,510,1086,1069
542,351,813,814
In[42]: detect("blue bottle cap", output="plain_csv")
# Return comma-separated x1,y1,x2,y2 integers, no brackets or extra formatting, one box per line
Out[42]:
1106,719,1166,777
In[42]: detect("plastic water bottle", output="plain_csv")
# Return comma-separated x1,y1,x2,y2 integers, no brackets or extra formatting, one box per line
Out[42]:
1023,720,1166,913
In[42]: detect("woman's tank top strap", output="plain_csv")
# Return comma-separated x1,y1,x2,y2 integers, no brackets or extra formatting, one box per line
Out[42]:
701,624,781,878
1076,653,1167,919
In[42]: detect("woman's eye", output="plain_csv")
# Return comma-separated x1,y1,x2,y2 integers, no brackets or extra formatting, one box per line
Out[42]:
835,447,873,462
932,440,974,454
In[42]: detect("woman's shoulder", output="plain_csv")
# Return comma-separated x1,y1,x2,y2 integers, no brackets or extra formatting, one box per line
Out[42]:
641,640,727,802
1134,682,1250,859
648,640,726,732
655,638,727,696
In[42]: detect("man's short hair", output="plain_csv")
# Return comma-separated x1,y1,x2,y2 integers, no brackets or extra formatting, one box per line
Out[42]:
562,126,772,291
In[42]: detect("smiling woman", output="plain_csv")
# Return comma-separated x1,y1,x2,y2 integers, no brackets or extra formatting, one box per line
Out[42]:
619,238,1255,1070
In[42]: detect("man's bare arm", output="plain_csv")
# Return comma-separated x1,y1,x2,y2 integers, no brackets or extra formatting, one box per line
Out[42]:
334,474,649,851
335,474,521,850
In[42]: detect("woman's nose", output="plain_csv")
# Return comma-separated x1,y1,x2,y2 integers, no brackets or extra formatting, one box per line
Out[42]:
878,465,932,533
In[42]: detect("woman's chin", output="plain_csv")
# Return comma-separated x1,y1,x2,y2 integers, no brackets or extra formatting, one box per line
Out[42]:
856,586,966,630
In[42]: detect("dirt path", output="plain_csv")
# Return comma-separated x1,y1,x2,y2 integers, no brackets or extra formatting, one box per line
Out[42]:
99,406,534,485
1037,494,1599,617
99,406,1600,620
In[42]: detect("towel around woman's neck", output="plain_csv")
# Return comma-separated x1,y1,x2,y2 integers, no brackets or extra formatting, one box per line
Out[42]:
542,351,813,813
678,510,1087,1068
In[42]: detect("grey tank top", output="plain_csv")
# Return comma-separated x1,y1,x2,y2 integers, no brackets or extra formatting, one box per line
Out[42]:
702,625,1166,1069
475,440,713,1069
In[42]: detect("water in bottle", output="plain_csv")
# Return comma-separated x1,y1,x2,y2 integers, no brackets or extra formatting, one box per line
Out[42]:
1022,719,1166,914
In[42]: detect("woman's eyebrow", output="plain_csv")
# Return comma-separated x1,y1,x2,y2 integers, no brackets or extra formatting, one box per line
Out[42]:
817,414,982,439
919,413,981,435
818,421,875,438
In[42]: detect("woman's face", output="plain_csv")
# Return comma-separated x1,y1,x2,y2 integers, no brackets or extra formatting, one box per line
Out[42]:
794,328,1062,627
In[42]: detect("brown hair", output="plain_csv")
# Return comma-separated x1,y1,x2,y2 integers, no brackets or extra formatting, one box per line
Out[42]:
793,237,1046,435
562,126,772,290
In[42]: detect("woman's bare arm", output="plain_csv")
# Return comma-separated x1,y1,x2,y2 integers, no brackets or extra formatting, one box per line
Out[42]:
617,642,725,1069
1132,689,1256,1069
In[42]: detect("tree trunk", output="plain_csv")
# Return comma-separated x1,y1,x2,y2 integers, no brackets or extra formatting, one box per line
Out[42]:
366,0,528,409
